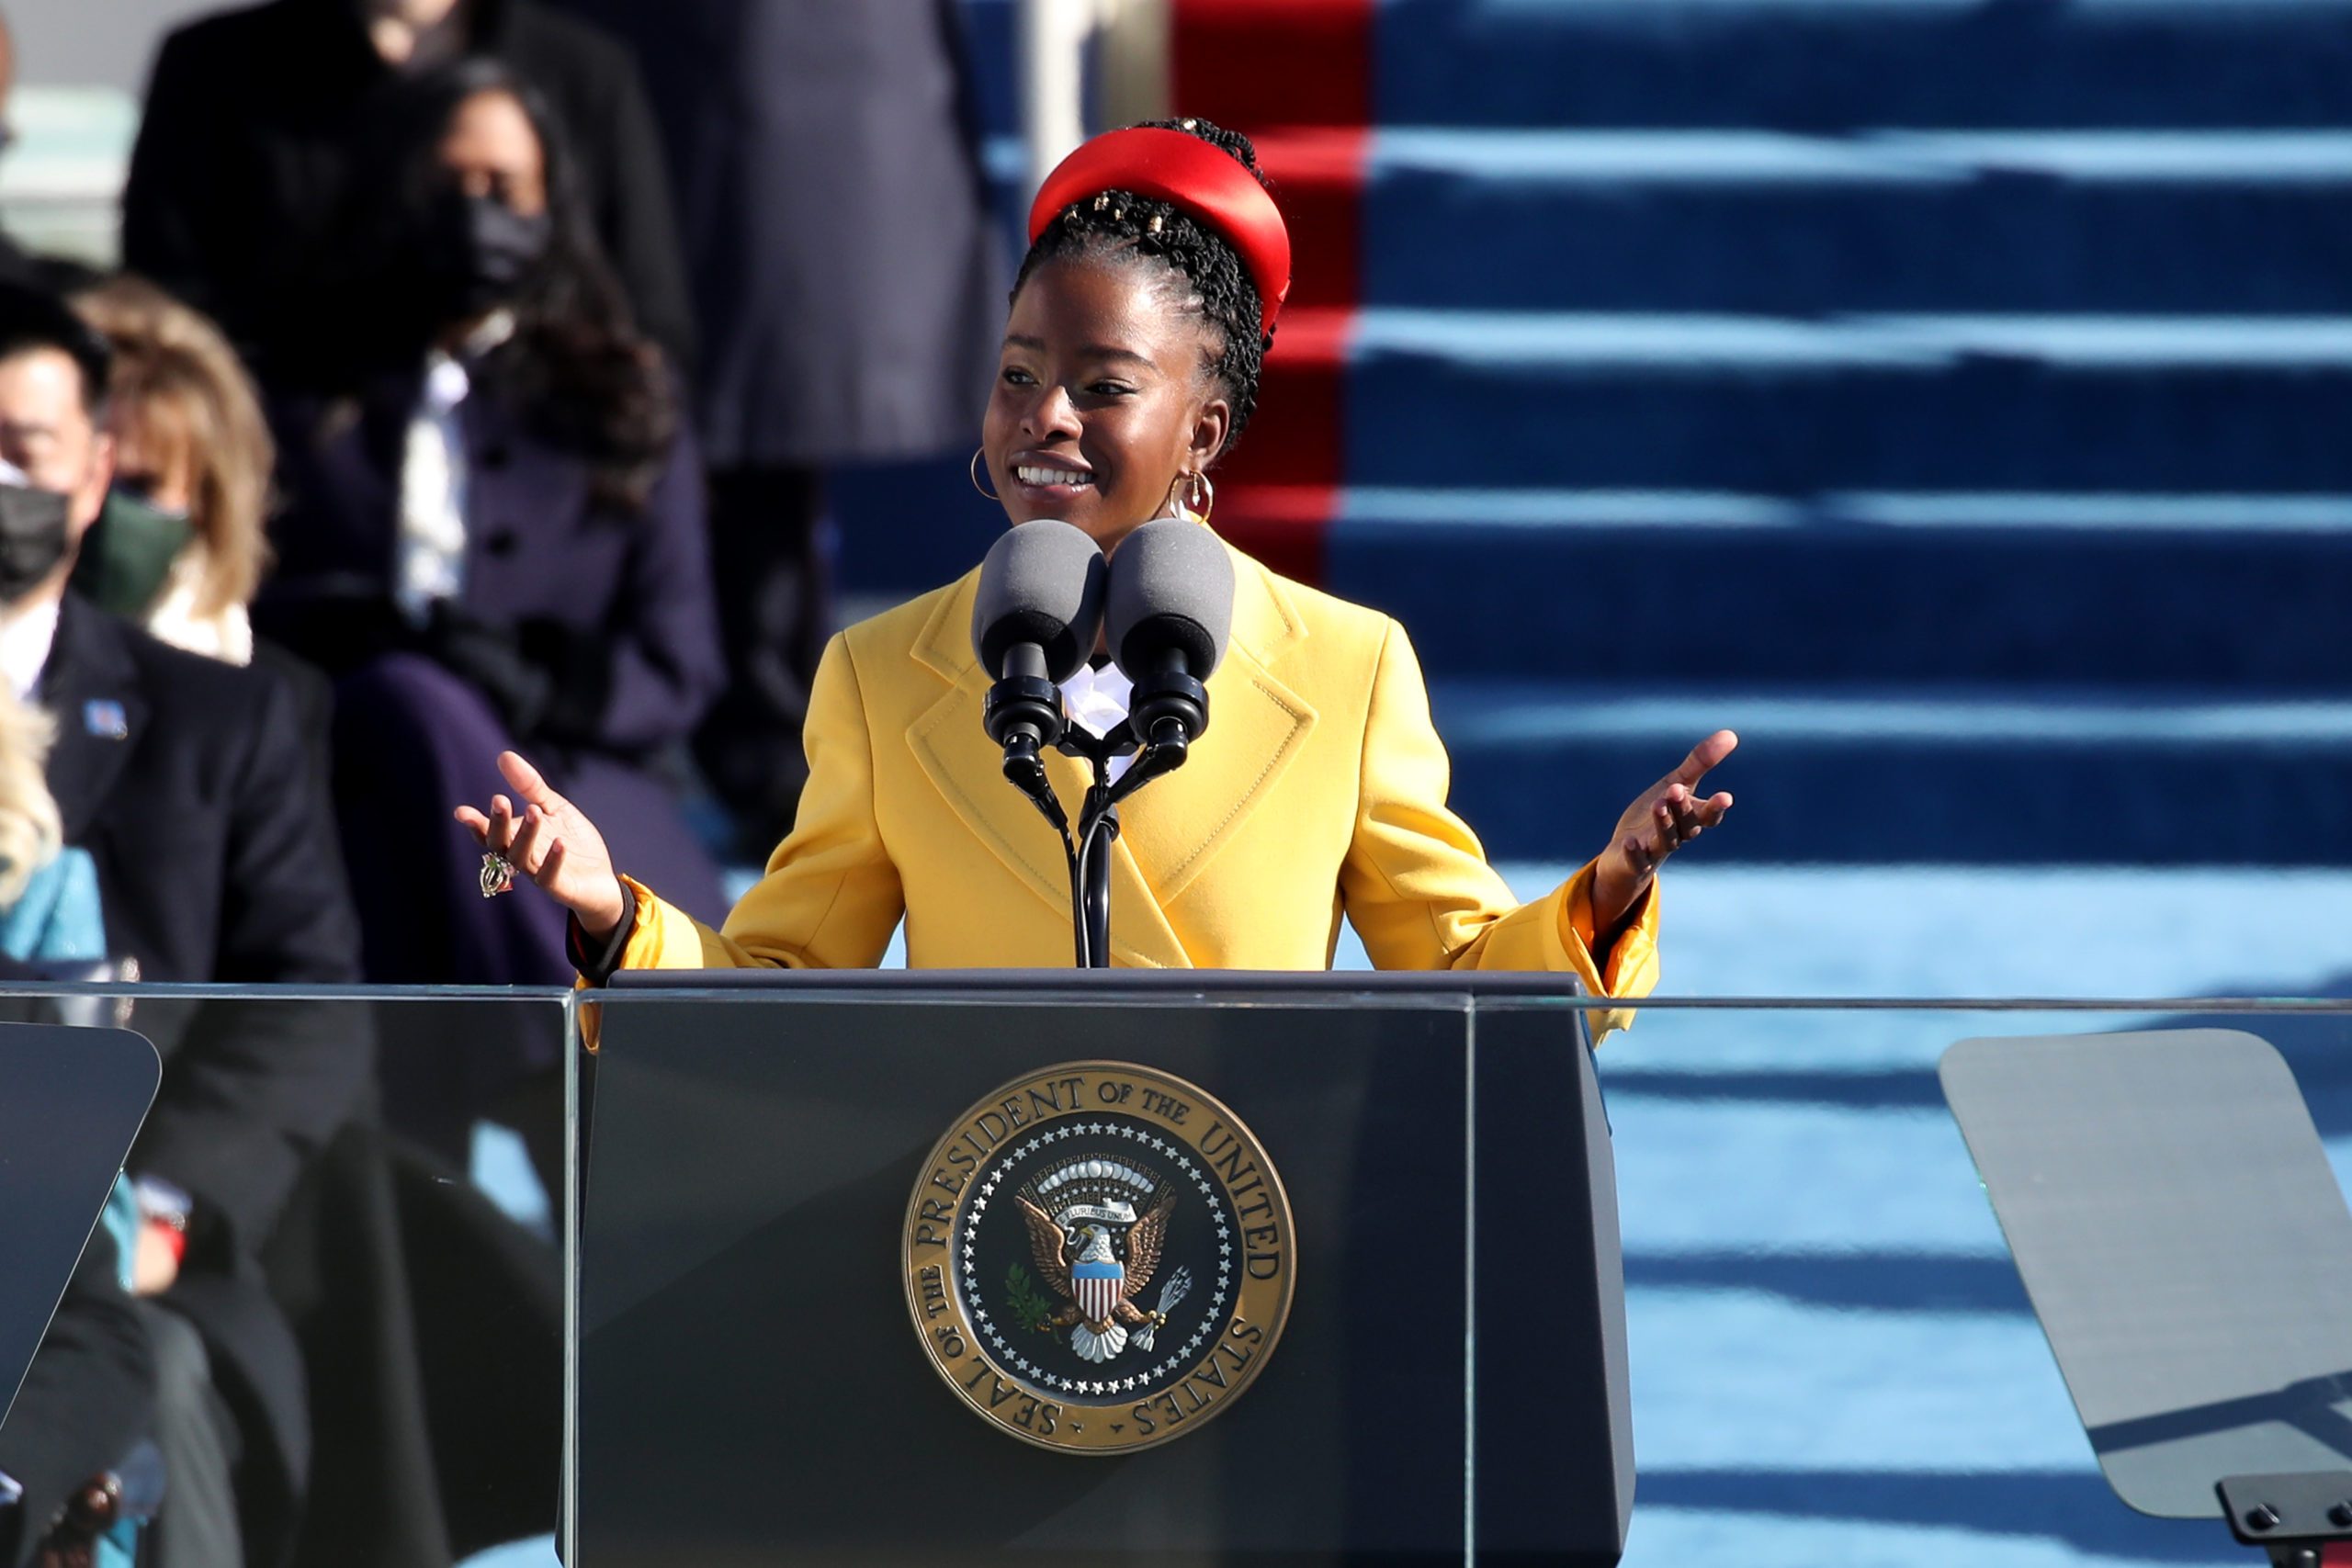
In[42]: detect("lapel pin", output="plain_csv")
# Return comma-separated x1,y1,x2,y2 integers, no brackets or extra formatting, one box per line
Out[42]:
83,699,129,740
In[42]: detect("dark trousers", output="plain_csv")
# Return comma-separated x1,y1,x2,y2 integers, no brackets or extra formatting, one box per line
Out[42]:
133,1301,243,1568
693,464,831,854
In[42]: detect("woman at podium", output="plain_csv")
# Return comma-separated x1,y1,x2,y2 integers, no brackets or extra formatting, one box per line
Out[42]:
457,119,1736,1031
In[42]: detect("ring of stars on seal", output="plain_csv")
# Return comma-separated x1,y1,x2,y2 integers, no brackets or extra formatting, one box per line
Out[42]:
902,1061,1295,1454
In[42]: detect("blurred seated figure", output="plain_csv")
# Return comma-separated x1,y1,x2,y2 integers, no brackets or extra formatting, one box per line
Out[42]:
255,62,722,1144
67,276,274,667
0,1249,153,1568
552,0,1004,853
121,0,692,389
0,679,99,964
0,277,371,1567
1,280,561,1568
0,681,151,1568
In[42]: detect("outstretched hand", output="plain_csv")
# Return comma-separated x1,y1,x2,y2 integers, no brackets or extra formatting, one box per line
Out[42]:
453,750,628,942
1591,729,1738,934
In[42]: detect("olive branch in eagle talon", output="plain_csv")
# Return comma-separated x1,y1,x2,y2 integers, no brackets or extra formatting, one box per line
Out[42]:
1016,1191,1177,1335
1003,1263,1057,1334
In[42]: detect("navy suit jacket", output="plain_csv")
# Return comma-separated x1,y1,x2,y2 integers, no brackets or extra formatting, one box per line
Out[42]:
35,597,371,1547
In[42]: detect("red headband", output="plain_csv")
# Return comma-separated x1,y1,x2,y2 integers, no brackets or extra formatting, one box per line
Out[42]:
1027,127,1293,335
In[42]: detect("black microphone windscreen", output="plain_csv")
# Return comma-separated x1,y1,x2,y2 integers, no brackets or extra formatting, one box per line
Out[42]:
971,520,1108,682
1105,517,1236,677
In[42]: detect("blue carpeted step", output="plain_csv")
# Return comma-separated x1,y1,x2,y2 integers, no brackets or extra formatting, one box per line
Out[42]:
957,0,1022,142
1379,0,2352,130
1426,681,2352,864
1335,312,2352,491
1325,491,2352,686
1362,130,2352,314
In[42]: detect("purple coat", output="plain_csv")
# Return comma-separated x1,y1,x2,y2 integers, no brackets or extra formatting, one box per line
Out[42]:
259,367,724,759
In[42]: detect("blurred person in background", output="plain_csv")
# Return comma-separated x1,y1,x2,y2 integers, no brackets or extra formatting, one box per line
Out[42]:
122,0,693,392
0,679,97,963
0,682,150,1568
254,62,722,1157
65,285,568,1568
0,279,369,1566
67,276,273,666
552,0,1004,852
0,1258,151,1568
0,279,560,1568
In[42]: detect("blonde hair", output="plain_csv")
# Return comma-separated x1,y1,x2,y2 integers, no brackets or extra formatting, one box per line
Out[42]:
0,685,62,909
72,276,275,620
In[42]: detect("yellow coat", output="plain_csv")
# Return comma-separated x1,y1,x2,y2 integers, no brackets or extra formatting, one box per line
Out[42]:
606,539,1659,1034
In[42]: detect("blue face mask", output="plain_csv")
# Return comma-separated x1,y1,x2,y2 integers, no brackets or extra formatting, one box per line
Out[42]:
69,486,193,615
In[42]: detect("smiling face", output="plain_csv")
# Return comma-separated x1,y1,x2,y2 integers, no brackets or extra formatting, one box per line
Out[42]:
980,254,1231,554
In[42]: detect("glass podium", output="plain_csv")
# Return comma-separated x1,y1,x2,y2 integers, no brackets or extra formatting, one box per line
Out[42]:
577,972,1631,1568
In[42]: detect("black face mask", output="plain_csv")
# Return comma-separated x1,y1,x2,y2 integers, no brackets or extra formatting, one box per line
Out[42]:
0,482,74,604
423,190,553,321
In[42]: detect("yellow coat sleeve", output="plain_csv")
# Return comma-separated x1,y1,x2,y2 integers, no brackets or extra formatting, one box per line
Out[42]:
612,634,905,971
1337,619,1659,1040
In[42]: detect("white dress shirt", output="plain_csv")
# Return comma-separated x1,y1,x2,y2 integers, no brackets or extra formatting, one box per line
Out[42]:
1058,660,1136,784
0,595,61,702
393,311,514,626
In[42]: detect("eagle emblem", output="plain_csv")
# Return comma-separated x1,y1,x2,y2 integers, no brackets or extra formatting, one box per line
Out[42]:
1015,1156,1193,1363
903,1061,1295,1454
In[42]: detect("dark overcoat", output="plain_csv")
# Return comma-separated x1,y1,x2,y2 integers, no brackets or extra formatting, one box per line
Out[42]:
551,0,1004,464
37,597,372,1560
122,0,695,383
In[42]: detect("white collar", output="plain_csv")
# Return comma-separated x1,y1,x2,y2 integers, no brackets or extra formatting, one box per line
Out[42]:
0,594,62,701
1059,660,1136,784
1059,660,1134,732
421,309,517,412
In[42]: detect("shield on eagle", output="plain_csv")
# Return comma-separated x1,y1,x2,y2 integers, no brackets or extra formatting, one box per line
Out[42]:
1072,1256,1124,1325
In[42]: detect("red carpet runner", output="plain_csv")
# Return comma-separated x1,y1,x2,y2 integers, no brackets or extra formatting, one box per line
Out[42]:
1171,0,1375,587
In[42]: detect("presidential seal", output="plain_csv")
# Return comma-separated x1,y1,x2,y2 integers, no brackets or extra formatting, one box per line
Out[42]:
902,1061,1295,1454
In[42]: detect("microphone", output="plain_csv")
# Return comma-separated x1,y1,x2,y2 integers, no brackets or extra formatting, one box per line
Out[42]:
1104,517,1235,755
971,520,1107,806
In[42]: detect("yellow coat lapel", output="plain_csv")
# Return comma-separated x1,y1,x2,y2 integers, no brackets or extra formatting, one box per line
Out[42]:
1111,547,1318,907
903,572,1193,968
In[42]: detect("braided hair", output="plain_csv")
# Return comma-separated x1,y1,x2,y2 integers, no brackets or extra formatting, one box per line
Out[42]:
1013,118,1273,459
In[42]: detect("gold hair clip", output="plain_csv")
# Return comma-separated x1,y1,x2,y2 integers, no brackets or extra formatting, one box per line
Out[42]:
1094,193,1111,211
1114,207,1126,221
1148,214,1164,234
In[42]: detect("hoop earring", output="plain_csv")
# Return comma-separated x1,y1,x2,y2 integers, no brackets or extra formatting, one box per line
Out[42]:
969,447,1000,502
1186,469,1215,525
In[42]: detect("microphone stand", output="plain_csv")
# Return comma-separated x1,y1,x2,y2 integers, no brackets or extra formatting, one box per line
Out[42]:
1059,674,1205,967
990,667,1208,968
